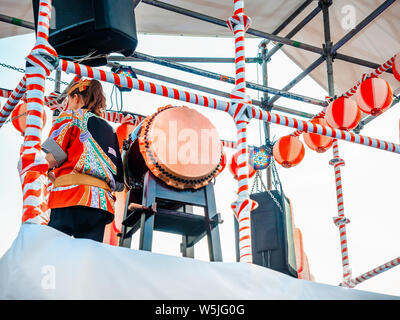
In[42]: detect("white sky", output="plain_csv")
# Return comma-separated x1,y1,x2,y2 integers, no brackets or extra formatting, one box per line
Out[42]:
0,31,399,297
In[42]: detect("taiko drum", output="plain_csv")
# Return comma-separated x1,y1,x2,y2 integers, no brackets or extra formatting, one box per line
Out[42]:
126,105,224,190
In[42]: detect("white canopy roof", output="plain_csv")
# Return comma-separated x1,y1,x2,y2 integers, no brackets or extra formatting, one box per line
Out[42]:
0,0,399,96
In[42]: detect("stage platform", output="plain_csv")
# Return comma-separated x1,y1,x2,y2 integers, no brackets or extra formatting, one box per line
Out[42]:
0,224,397,300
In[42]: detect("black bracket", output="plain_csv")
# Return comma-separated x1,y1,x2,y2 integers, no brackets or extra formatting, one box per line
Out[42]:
353,121,364,134
318,0,333,9
322,42,335,61
261,97,273,112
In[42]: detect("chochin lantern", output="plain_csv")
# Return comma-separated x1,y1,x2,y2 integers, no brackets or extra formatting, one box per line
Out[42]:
273,135,305,168
393,53,400,82
355,77,393,116
325,96,361,130
116,122,135,150
217,150,227,174
303,117,334,153
11,102,47,134
229,150,256,180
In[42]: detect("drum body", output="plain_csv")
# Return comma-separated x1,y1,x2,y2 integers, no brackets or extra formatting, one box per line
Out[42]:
125,105,224,190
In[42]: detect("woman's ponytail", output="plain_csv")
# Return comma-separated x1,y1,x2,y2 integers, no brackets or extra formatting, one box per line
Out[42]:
67,79,106,116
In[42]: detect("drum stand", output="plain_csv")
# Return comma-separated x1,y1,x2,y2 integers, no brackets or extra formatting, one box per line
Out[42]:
119,171,223,262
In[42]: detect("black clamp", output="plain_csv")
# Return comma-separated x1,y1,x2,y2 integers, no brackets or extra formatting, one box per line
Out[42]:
261,97,273,112
353,121,364,134
322,42,336,62
318,0,333,9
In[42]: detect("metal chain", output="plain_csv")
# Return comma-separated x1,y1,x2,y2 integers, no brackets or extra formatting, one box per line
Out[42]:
0,62,69,86
250,169,284,213
0,62,25,73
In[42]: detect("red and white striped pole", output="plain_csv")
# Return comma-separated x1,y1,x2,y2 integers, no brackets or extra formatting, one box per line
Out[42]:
329,140,353,286
58,59,400,154
18,0,57,224
348,256,400,287
0,76,27,128
227,0,253,263
341,55,396,99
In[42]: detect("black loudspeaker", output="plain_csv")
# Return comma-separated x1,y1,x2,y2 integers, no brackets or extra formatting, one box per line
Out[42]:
236,191,298,278
32,0,138,66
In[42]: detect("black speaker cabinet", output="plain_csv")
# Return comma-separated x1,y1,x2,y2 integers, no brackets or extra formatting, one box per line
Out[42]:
235,191,298,278
32,0,138,66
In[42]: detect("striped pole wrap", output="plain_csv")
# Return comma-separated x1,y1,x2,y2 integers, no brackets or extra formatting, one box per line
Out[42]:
0,88,12,99
56,61,400,154
371,55,396,78
18,0,56,224
329,140,352,284
19,64,51,224
226,0,253,263
341,73,371,99
350,256,400,286
247,105,400,154
44,91,64,111
58,59,230,113
231,118,253,263
221,140,237,149
291,110,326,137
103,110,145,126
26,0,57,64
339,55,395,100
0,76,27,128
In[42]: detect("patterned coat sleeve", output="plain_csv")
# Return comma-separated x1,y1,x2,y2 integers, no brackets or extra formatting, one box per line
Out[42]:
42,111,79,167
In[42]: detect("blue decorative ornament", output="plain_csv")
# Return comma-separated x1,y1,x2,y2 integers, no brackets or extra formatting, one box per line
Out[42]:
249,145,271,170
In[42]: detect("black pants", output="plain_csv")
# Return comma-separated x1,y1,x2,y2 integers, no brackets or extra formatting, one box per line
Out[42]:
48,206,113,242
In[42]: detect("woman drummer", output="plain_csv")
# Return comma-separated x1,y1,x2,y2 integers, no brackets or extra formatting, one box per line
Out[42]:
42,79,125,242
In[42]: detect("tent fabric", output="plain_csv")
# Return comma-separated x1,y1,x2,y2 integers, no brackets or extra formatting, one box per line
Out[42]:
0,223,397,300
0,0,399,96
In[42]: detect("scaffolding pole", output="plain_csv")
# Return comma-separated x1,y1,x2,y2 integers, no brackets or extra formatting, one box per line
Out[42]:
321,0,353,287
0,13,34,30
111,64,315,119
265,4,322,60
109,56,260,63
108,52,326,107
141,0,392,72
268,0,395,107
269,0,313,38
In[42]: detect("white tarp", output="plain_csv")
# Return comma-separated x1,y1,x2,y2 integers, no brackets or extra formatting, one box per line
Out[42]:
0,223,397,300
0,0,399,96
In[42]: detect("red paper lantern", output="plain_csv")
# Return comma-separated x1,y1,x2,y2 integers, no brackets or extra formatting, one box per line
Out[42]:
11,103,47,134
218,150,227,173
393,53,400,82
116,123,135,150
325,96,361,130
273,135,305,168
356,77,393,116
303,117,334,153
229,150,256,180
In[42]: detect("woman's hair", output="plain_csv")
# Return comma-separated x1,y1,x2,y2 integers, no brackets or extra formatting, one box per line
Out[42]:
67,79,106,116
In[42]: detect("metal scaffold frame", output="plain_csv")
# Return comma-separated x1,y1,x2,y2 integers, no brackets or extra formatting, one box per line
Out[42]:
1,0,400,289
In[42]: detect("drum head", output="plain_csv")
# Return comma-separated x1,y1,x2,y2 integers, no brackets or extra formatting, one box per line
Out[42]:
138,105,223,189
